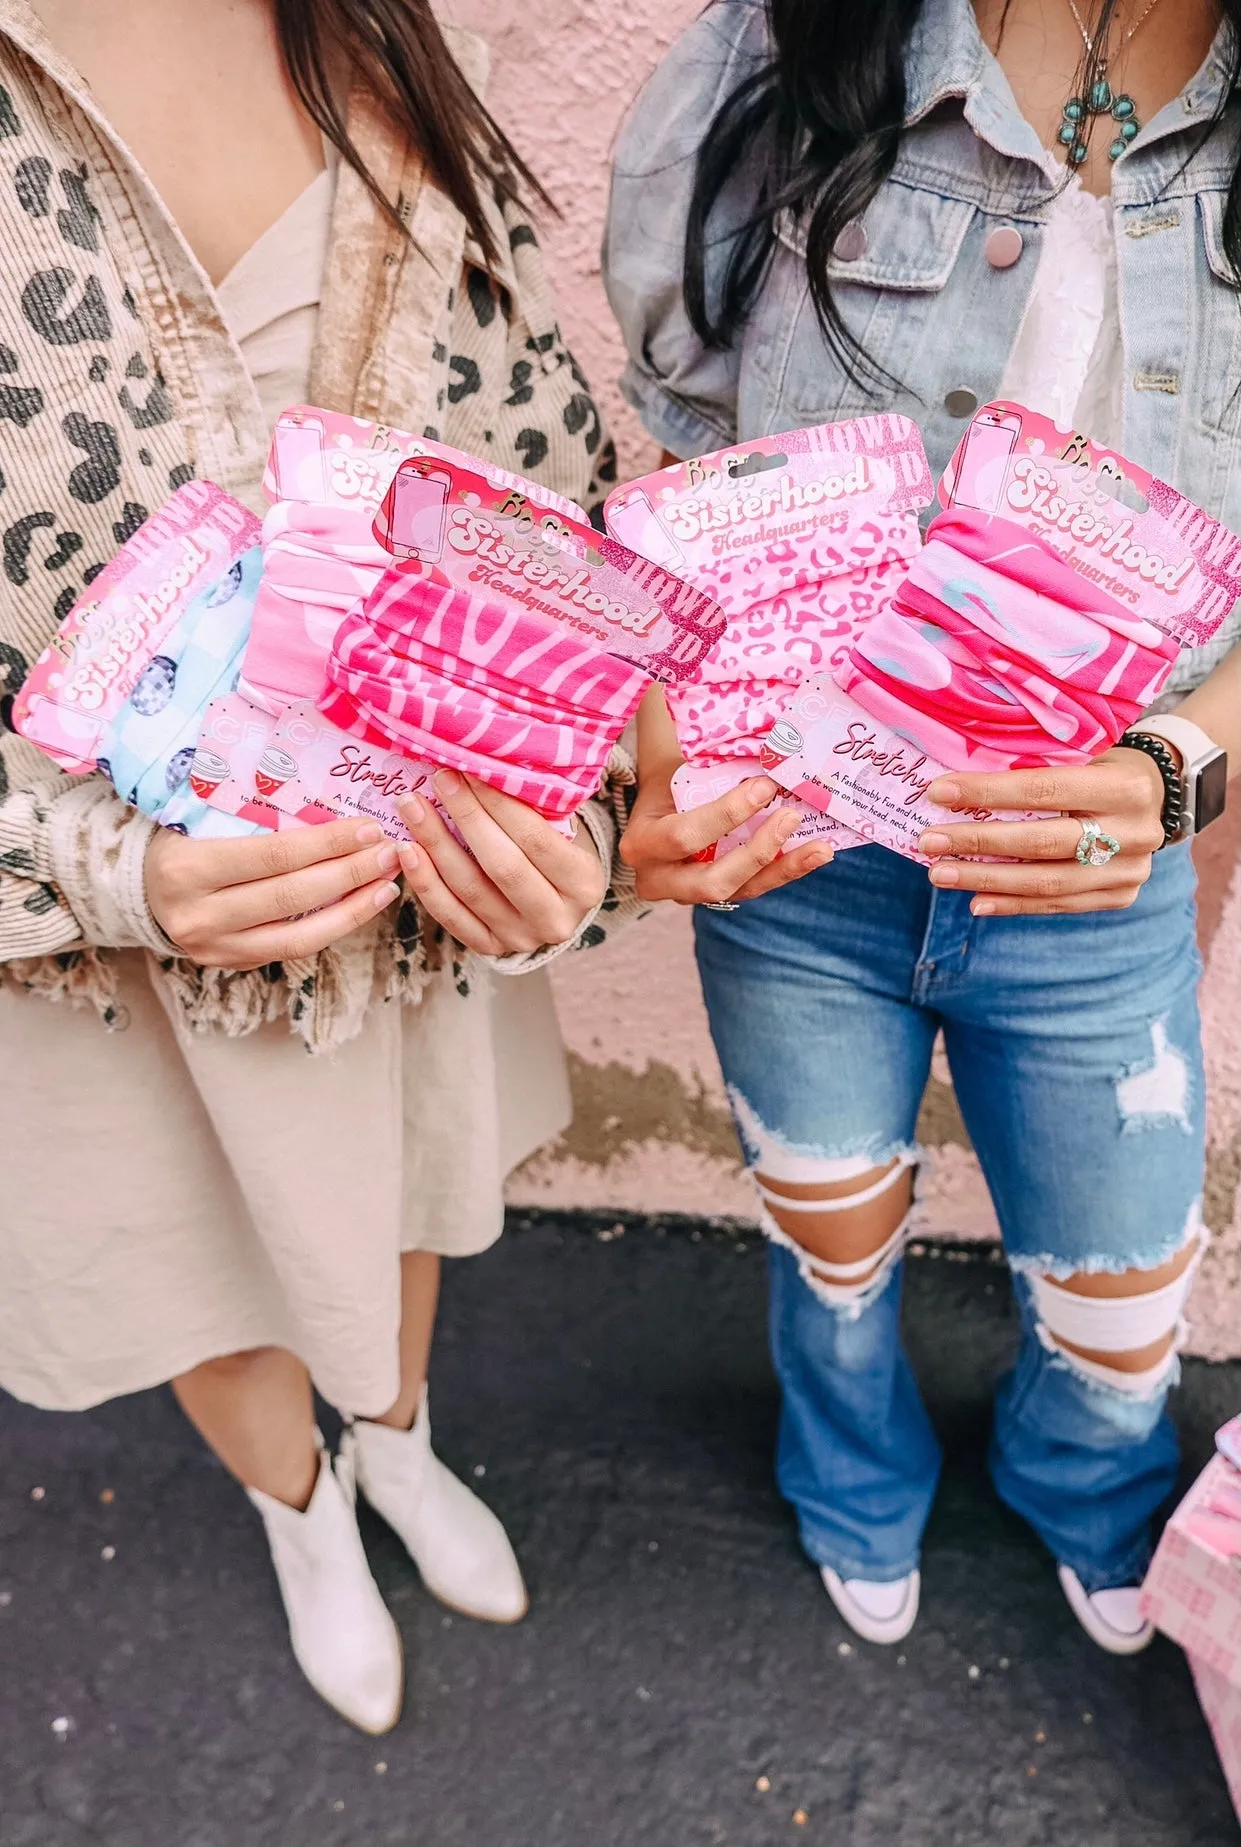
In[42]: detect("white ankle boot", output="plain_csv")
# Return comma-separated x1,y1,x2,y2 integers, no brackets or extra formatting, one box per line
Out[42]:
340,1391,528,1625
247,1444,404,1733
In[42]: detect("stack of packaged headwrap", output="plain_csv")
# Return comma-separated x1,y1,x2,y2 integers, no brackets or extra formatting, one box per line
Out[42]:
761,402,1241,860
13,408,728,846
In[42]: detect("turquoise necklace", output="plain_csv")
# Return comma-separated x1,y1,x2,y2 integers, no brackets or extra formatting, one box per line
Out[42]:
1058,0,1163,165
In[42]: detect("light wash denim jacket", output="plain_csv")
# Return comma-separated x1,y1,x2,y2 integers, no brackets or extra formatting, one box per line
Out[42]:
603,0,1241,691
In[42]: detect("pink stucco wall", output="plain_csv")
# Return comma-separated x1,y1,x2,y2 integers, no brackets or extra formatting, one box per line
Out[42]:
448,0,699,478
452,1,1241,1359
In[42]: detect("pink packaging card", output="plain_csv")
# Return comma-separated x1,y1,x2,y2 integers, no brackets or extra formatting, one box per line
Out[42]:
192,692,307,832
1141,1440,1241,1823
13,483,260,773
761,679,1012,862
264,406,587,525
671,758,862,862
941,400,1241,651
603,414,933,619
368,455,727,683
200,694,573,844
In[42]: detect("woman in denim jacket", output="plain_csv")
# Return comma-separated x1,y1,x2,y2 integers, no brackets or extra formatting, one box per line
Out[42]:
606,0,1241,1651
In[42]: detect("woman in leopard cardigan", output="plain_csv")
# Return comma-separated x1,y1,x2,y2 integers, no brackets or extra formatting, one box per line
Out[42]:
0,0,638,1732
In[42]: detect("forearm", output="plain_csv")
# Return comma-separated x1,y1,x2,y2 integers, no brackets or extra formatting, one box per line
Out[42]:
1173,645,1241,770
0,777,172,963
634,685,684,793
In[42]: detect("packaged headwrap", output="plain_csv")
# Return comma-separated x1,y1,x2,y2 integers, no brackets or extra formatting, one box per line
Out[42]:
321,573,653,822
100,545,265,839
240,501,389,713
14,483,260,774
764,402,1241,860
606,417,930,856
840,506,1180,770
244,407,586,718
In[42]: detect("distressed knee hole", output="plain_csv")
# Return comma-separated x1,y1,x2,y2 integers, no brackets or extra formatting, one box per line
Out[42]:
753,1152,918,1311
1030,1213,1207,1394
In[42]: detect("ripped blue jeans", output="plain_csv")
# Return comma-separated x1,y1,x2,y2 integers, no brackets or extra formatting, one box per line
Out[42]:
695,842,1204,1593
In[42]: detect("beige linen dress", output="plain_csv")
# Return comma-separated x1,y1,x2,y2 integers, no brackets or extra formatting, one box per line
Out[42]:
0,9,632,1417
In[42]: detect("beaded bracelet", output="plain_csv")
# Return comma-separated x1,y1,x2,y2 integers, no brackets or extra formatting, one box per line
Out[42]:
1116,732,1185,847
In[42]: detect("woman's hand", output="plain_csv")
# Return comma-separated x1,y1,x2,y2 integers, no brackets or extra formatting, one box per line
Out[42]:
145,819,403,967
624,683,830,905
395,770,606,956
917,747,1168,916
621,768,832,905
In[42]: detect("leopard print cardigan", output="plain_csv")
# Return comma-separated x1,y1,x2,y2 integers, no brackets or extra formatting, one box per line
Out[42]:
0,6,642,1051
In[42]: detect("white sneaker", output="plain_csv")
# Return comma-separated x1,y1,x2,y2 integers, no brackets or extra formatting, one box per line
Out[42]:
247,1444,404,1733
342,1390,528,1625
1058,1564,1154,1656
821,1565,920,1645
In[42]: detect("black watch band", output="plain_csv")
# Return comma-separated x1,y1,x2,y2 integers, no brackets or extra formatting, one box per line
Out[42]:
1116,733,1185,846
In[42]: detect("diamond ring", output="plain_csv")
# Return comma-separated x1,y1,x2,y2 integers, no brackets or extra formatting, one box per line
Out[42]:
702,900,741,912
1075,819,1121,868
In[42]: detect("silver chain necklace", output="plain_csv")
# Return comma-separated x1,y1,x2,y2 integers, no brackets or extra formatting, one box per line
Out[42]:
1058,0,1166,165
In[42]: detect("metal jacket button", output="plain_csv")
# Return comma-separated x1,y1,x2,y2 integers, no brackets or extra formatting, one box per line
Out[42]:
985,226,1024,269
944,388,979,418
833,222,869,262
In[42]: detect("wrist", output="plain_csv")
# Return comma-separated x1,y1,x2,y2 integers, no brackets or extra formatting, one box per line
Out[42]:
1124,713,1229,842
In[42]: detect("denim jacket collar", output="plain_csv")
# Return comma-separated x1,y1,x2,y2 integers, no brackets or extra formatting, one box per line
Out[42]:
903,0,1238,182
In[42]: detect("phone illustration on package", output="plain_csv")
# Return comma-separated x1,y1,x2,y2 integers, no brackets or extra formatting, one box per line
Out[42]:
603,487,687,573
950,407,1022,513
377,461,452,560
273,412,328,503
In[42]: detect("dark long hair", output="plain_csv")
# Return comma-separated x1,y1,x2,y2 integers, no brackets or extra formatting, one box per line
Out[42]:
273,0,550,271
686,0,1241,386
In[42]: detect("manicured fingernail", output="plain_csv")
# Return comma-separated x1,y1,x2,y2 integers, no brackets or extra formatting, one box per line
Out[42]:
919,831,951,855
401,794,424,824
777,811,801,838
929,862,959,886
376,844,399,873
373,881,400,909
927,780,960,805
435,770,462,796
398,843,420,872
356,822,383,844
749,776,780,807
972,899,997,916
810,846,834,866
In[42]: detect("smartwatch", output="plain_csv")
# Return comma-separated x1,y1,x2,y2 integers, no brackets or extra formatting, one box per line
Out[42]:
1123,716,1229,843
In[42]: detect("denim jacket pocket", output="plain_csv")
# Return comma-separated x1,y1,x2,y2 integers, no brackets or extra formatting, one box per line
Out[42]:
749,182,977,426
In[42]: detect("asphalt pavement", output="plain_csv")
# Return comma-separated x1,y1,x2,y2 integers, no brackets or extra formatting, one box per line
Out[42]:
0,1213,1237,1847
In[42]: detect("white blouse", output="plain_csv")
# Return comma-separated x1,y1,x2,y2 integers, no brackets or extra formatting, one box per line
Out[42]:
215,161,336,426
999,173,1124,452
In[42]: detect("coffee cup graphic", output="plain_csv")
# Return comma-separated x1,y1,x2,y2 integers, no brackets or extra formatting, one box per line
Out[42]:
255,745,298,797
188,746,230,798
761,720,804,768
